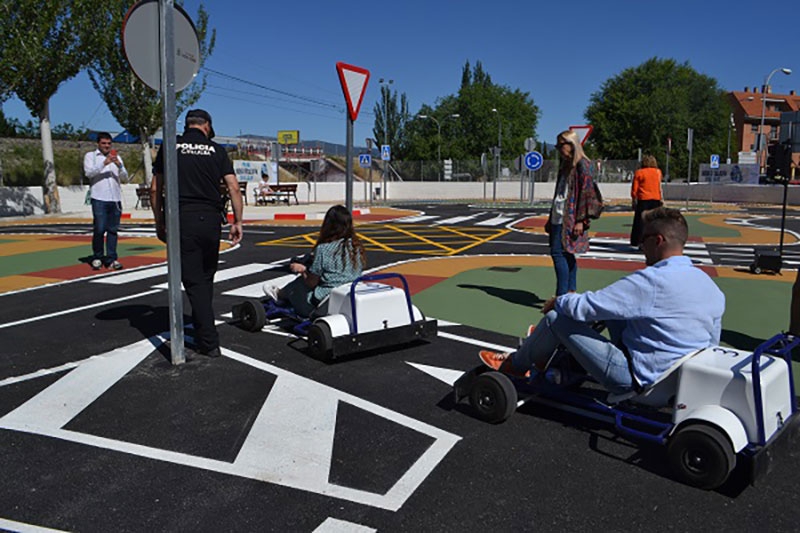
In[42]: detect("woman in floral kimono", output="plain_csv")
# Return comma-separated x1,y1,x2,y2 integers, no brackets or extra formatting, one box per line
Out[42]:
544,130,599,296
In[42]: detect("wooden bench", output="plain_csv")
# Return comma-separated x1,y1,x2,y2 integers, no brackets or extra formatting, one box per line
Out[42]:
134,186,151,209
260,183,299,205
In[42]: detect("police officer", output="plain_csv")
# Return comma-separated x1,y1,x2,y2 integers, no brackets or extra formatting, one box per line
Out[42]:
151,109,243,357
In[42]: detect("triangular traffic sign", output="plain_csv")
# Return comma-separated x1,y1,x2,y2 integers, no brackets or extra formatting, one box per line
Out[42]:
569,124,593,145
336,62,370,121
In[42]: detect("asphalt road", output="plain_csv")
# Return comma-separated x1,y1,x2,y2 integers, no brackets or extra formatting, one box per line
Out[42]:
1,204,799,532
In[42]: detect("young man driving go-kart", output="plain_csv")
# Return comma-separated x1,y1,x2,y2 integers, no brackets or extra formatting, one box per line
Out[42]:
481,207,726,394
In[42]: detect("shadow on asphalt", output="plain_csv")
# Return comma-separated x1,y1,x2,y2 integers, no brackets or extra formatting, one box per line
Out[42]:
94,304,185,363
458,283,545,308
721,328,769,353
446,389,751,497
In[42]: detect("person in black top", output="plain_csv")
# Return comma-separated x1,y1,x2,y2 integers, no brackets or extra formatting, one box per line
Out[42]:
151,109,243,357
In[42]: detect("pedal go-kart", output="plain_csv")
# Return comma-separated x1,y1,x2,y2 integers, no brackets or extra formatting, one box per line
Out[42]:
231,272,437,361
454,333,800,489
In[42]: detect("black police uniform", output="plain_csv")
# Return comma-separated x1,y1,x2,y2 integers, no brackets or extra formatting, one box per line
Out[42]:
153,127,234,353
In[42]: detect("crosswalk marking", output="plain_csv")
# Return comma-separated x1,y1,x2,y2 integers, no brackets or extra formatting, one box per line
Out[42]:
474,216,514,227
93,265,169,285
394,215,439,223
151,263,281,289
222,273,296,297
587,237,713,265
432,215,480,225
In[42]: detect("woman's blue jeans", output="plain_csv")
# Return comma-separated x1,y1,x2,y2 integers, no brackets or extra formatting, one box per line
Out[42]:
549,224,577,295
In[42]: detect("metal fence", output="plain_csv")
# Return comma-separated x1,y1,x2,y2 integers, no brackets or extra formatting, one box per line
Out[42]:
386,159,641,183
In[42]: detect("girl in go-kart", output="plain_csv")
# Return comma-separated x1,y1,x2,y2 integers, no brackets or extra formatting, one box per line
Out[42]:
263,205,366,317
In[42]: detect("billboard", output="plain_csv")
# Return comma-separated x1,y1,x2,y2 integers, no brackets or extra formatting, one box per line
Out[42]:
277,130,300,145
698,163,759,184
233,160,275,183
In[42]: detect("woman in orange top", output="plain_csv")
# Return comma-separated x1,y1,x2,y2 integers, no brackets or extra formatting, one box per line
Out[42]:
630,154,664,246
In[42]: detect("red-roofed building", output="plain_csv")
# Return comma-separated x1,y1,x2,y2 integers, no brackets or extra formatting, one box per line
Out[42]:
729,87,800,173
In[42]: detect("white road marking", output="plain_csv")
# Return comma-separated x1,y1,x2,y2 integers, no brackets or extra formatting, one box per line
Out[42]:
0,290,162,330
474,216,514,227
313,518,376,533
0,340,461,512
0,360,83,388
0,518,68,532
406,362,466,387
222,273,297,297
151,263,280,289
432,215,479,226
93,265,168,285
394,215,438,223
436,331,515,353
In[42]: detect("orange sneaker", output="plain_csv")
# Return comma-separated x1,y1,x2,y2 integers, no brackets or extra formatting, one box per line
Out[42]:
478,350,530,378
526,324,536,337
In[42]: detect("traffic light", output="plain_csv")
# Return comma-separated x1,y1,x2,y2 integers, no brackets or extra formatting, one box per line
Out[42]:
766,143,791,181
766,144,778,179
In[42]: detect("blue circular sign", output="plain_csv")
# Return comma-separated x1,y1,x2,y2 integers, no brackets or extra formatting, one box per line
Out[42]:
524,151,543,171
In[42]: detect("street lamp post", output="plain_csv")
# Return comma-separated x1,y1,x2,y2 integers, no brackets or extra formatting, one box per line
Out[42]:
758,67,792,174
418,113,460,180
491,108,501,201
379,78,393,201
726,113,734,164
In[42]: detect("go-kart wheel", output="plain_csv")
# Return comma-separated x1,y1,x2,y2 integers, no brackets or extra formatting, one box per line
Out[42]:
468,372,518,424
307,322,333,360
750,264,762,275
239,299,266,332
667,424,735,490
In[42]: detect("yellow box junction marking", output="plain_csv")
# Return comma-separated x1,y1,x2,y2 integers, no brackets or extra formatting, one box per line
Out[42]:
256,225,511,257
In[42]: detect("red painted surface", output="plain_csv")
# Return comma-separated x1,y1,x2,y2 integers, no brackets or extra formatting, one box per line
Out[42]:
28,255,165,280
516,217,545,228
274,213,307,220
375,273,447,295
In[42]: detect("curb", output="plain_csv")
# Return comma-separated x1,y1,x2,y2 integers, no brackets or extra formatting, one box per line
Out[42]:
223,208,371,223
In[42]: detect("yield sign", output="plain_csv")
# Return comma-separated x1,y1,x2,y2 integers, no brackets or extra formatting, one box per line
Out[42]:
336,62,370,121
569,124,593,145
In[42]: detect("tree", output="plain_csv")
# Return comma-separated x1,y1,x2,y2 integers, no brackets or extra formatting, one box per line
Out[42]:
0,0,106,212
88,1,216,185
585,57,729,180
404,61,540,164
372,85,410,158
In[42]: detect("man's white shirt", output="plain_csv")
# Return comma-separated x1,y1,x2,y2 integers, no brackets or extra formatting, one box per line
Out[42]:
84,149,128,202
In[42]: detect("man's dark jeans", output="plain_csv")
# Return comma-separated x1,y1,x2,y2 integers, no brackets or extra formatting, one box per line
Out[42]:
91,198,121,264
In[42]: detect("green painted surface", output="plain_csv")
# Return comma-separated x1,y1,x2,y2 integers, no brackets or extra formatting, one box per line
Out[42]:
588,214,740,238
415,266,626,339
0,241,163,276
415,265,789,349
0,245,87,276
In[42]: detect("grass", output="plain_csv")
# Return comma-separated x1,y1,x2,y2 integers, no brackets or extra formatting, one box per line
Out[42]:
0,142,148,186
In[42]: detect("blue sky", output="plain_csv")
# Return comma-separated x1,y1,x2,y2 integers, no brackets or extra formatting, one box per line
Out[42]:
3,0,798,150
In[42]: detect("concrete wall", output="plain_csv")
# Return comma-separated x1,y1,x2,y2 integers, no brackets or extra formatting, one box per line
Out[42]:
1,181,797,217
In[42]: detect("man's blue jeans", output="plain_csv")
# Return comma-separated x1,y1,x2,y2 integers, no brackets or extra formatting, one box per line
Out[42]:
549,224,577,296
511,310,634,394
91,199,121,264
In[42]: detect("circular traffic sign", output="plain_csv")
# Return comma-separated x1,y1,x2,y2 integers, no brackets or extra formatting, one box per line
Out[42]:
122,0,200,92
524,151,543,171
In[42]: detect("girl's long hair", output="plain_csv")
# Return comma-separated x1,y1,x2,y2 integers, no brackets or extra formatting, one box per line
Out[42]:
315,204,366,267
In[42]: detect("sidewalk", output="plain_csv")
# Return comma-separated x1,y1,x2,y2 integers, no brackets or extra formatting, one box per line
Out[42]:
0,202,384,226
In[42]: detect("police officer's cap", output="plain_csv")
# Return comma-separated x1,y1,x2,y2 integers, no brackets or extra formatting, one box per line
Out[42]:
185,109,216,139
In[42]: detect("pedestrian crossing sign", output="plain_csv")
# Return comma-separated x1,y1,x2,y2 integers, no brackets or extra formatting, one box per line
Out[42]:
359,154,372,167
382,145,391,161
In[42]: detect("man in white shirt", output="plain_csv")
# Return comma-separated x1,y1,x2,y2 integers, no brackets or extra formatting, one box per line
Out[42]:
84,132,127,270
482,207,725,394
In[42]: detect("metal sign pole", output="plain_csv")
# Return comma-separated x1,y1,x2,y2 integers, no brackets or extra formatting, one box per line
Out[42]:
159,0,184,365
345,117,353,212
